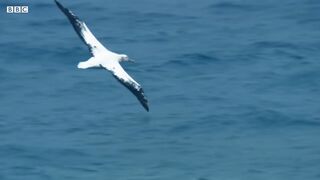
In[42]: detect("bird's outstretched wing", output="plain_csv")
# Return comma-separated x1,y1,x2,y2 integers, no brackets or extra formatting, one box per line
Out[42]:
103,63,149,111
54,0,111,56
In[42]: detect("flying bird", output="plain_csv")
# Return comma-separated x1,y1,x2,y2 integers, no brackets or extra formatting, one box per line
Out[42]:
54,0,149,111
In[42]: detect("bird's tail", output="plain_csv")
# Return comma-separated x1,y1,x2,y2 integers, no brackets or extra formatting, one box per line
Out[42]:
77,57,100,69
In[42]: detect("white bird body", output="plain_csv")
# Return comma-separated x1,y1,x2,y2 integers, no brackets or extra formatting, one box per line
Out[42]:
55,0,149,111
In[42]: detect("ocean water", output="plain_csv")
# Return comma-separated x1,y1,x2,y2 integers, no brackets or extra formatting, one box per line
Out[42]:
1,0,320,179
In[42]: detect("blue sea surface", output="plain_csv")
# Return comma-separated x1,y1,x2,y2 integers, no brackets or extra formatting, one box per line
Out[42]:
1,0,320,179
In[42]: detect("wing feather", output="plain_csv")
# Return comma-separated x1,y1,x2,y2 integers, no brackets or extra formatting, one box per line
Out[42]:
108,63,149,111
55,0,111,56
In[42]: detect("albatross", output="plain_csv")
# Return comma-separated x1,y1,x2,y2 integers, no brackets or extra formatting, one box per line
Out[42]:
54,0,149,111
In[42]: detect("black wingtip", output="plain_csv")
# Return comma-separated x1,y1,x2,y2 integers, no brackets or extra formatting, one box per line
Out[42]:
54,0,73,17
143,103,149,112
138,91,149,112
136,93,149,112
54,0,63,9
54,0,68,15
112,75,150,112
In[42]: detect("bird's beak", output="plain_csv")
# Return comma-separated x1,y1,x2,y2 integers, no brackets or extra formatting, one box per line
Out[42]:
129,59,135,63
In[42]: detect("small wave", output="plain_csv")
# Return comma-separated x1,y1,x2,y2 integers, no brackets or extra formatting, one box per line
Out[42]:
32,2,52,9
283,70,320,90
0,144,26,156
168,124,193,134
0,68,8,76
209,2,253,10
181,53,219,61
241,108,320,128
207,2,261,13
298,17,320,25
289,119,320,127
166,52,220,68
252,41,300,50
144,12,177,19
0,2,29,6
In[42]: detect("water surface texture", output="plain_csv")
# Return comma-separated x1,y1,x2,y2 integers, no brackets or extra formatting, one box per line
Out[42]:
1,0,320,179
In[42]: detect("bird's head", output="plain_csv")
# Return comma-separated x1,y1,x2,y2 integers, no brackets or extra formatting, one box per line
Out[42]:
119,54,134,62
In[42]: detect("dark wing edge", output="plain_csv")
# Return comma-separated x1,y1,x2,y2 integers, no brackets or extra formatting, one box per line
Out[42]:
54,0,93,54
113,75,149,112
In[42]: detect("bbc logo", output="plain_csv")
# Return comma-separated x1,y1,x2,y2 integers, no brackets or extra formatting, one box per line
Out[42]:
7,6,29,14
